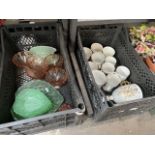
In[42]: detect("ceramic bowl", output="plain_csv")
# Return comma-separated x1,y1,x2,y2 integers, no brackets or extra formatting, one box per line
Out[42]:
116,66,130,81
83,47,92,60
103,72,122,92
88,61,98,70
112,84,143,103
102,46,115,57
91,43,103,53
105,56,117,65
92,70,107,88
101,62,115,74
91,52,105,68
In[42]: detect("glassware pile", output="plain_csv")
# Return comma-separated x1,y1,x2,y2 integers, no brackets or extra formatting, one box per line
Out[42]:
11,46,72,120
84,43,143,104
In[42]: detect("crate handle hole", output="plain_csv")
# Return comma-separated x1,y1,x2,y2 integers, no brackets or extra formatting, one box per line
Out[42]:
44,26,49,30
16,27,23,32
75,103,85,115
24,27,32,31
78,103,85,110
51,26,55,30
34,26,42,31
8,28,15,32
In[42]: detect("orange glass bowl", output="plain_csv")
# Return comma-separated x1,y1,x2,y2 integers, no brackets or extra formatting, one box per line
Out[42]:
45,67,68,87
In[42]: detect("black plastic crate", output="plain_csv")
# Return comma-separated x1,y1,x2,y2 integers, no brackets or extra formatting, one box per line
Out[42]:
75,22,155,121
0,21,85,135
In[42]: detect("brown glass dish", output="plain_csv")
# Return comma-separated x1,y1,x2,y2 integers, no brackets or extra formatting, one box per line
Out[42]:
12,51,33,68
26,56,49,79
25,67,45,79
45,54,64,68
45,67,68,87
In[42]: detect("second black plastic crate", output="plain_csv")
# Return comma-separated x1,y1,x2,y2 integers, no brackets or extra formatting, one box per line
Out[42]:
73,21,155,121
0,21,85,135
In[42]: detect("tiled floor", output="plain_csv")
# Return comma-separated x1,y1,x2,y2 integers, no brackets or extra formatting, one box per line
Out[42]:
38,112,155,135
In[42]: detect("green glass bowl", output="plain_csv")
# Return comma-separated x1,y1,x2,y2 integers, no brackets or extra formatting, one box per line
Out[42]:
29,46,56,59
12,88,53,119
16,80,64,112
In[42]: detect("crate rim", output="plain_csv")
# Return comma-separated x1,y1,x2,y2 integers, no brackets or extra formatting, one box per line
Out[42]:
0,108,82,129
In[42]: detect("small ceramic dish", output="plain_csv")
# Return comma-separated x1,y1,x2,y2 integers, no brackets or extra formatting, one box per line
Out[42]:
102,46,115,57
91,43,103,53
111,84,143,104
101,62,115,74
83,47,92,60
103,72,122,92
88,61,98,70
105,56,117,65
116,66,130,81
92,70,107,88
91,52,105,69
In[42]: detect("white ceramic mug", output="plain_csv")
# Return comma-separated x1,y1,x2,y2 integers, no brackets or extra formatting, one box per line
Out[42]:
103,72,122,92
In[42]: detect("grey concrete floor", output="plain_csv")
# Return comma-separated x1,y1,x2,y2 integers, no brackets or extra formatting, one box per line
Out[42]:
38,112,155,135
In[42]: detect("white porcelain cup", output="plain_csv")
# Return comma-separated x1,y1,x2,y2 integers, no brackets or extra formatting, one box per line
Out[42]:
105,56,117,65
101,62,115,74
91,43,103,53
92,70,107,88
88,61,98,70
91,52,105,69
103,72,122,92
83,47,92,60
102,46,115,57
116,66,130,81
